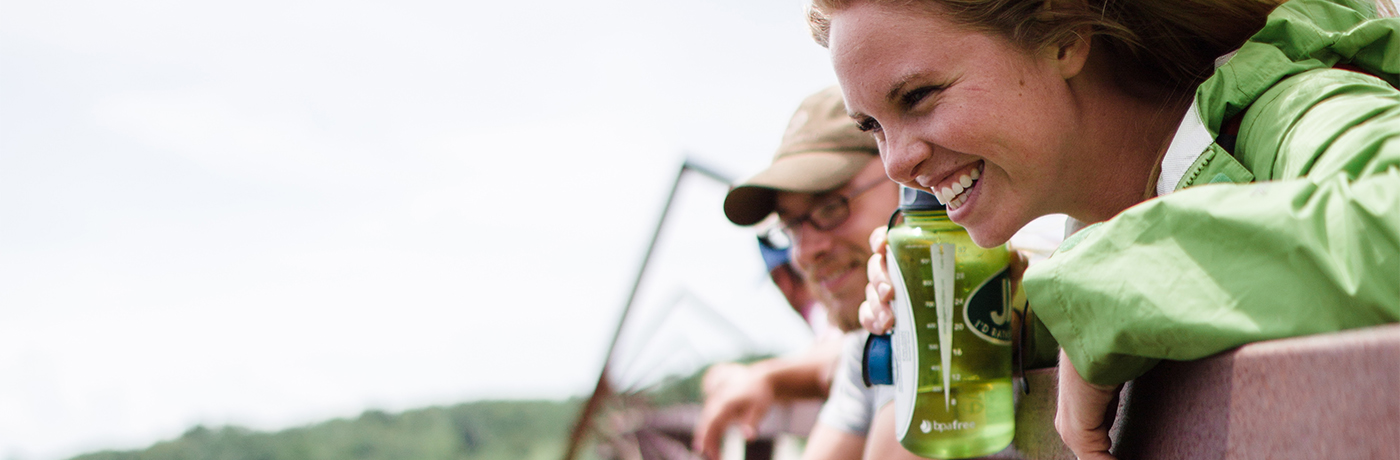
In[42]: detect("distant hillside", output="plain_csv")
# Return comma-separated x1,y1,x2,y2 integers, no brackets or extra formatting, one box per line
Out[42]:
68,399,594,460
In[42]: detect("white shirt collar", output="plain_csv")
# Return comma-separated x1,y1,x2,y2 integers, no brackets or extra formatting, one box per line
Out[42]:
1156,99,1214,197
1156,50,1238,197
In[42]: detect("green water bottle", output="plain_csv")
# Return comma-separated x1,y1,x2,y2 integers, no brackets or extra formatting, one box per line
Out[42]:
866,186,1015,458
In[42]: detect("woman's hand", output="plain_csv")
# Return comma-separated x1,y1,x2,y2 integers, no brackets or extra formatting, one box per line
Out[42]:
860,226,895,334
861,226,1033,335
1055,349,1123,460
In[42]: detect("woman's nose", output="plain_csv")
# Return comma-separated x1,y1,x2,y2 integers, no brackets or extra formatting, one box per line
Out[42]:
878,131,924,185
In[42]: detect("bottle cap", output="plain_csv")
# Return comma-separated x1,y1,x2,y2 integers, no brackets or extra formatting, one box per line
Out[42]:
862,333,894,386
900,186,945,211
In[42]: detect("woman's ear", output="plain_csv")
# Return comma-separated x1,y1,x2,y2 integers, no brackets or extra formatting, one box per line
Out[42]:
1053,27,1092,80
1036,0,1093,79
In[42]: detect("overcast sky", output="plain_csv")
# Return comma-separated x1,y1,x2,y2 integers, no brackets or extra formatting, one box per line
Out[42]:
0,1,837,458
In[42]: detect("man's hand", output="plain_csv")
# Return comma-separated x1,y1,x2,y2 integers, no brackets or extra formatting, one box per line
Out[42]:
692,363,775,460
692,339,840,459
1055,350,1122,460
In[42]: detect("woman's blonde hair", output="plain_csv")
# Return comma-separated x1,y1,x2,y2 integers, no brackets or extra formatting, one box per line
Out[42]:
809,0,1285,91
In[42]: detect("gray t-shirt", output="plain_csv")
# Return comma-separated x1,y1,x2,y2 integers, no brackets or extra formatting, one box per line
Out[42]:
816,331,896,435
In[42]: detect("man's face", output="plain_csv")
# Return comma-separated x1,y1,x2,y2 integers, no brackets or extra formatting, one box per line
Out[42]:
774,159,898,332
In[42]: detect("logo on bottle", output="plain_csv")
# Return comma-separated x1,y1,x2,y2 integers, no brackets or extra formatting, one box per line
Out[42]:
921,419,977,433
962,267,1012,345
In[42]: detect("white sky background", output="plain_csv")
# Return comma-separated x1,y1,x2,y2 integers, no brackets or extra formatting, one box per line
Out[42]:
0,1,838,458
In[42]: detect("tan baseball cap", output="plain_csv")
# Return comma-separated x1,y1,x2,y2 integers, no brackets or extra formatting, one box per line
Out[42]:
723,86,879,226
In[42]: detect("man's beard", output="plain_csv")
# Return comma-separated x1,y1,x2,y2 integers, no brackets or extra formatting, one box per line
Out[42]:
803,243,871,333
823,294,864,332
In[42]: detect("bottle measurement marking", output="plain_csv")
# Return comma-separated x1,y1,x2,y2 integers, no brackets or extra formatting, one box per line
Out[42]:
929,243,956,411
928,366,964,381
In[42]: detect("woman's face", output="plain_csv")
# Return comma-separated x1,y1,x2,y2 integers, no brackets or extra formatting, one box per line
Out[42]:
828,2,1088,246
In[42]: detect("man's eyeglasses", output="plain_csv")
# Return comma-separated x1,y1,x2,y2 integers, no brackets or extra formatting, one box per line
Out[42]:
760,178,888,250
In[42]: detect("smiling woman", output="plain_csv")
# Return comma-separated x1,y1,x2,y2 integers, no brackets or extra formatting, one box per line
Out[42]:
808,0,1400,458
814,0,1279,246
826,2,1122,246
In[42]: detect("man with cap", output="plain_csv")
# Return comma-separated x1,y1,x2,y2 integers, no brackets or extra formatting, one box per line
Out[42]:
757,235,836,337
692,86,924,460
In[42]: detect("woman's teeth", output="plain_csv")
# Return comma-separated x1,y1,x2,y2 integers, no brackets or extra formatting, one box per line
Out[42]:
934,168,980,209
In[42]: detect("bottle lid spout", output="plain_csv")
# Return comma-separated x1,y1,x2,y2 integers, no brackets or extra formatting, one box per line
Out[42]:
900,186,945,211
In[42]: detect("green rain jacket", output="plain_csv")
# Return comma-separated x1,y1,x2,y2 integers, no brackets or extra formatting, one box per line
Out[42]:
1024,0,1400,386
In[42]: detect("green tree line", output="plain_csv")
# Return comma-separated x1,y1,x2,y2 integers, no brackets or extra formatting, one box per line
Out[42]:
68,399,593,460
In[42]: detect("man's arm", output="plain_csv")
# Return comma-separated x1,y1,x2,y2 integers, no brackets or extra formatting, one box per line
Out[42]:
798,403,927,460
800,424,866,460
864,402,938,460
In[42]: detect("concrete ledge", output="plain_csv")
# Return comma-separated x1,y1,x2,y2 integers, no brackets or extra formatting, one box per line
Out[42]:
1005,323,1400,459
636,324,1400,459
1116,323,1400,459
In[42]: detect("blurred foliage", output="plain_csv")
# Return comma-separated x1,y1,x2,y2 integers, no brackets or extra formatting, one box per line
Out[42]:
68,399,598,460
633,369,705,407
632,354,775,406
65,357,784,460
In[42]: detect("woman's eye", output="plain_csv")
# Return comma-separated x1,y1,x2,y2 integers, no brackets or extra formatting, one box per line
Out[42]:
855,116,882,133
901,86,939,109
